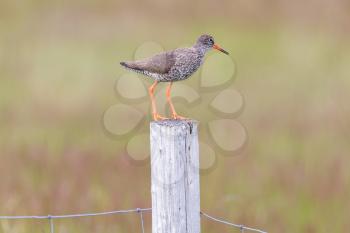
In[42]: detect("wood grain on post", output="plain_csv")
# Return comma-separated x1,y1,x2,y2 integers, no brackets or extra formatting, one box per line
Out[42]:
150,120,200,233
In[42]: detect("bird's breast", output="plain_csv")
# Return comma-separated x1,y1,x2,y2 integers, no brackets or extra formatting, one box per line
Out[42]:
168,52,203,81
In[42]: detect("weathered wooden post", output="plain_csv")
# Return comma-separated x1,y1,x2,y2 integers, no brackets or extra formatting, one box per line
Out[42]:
150,120,200,233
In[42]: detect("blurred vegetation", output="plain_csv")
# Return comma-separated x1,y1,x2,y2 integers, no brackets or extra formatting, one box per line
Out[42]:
1,0,350,233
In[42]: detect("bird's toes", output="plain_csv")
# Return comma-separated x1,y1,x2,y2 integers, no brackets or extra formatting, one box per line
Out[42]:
172,114,188,120
153,113,169,121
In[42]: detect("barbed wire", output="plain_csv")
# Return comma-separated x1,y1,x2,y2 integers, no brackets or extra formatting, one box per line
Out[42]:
200,211,267,233
0,208,267,233
0,208,151,220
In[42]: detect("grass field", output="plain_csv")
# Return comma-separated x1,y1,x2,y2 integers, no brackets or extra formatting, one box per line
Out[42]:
1,1,350,232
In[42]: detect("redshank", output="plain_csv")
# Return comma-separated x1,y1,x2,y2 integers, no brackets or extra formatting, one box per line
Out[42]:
120,34,229,121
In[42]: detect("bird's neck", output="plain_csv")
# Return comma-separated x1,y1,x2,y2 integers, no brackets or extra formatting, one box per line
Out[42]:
193,44,209,56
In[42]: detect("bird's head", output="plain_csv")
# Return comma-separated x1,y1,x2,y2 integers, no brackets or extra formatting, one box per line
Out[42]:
195,34,229,55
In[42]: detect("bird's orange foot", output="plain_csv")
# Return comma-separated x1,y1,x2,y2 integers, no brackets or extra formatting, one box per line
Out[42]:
172,113,188,120
153,113,169,121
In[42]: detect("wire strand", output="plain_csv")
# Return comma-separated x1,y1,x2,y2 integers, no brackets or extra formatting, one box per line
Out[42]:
48,216,54,233
200,211,267,233
0,208,267,233
138,208,145,233
0,208,152,220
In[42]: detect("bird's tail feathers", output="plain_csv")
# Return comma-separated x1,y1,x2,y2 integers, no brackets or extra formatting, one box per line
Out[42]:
120,61,129,68
120,61,143,71
120,62,148,79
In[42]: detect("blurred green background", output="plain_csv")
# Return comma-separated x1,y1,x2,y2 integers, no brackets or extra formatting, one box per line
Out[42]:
1,0,350,232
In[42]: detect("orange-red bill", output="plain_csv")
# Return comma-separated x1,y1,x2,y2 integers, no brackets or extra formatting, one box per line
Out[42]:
213,44,229,55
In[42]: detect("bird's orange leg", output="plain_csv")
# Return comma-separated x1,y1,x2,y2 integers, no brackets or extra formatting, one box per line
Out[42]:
148,81,167,121
166,82,188,120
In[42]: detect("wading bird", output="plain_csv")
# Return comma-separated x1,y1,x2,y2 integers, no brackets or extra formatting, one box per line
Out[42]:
120,34,229,121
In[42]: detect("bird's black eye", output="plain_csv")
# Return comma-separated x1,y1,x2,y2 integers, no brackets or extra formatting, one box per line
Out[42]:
209,38,214,44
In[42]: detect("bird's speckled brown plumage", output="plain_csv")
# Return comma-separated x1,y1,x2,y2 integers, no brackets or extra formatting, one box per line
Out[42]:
120,34,226,82
120,34,229,120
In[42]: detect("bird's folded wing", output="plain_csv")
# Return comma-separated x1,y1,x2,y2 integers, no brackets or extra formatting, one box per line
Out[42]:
123,51,176,74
